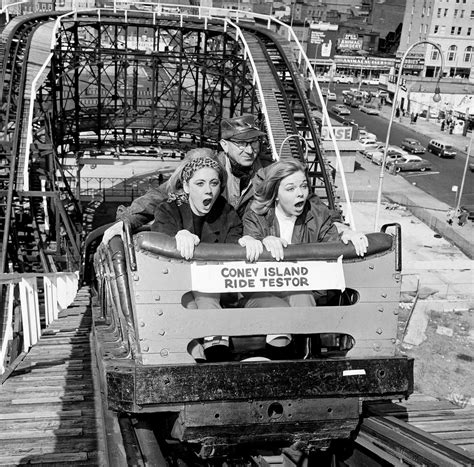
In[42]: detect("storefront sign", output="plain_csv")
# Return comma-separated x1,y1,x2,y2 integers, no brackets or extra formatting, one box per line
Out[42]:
190,259,345,293
335,56,395,68
321,126,353,140
338,34,362,51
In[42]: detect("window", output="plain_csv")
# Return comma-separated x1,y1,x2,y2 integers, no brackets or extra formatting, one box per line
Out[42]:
434,25,439,33
460,10,464,17
454,9,458,16
471,10,474,17
437,8,441,16
448,45,457,61
468,27,472,36
427,6,431,15
444,8,448,16
457,27,462,34
464,46,473,62
431,48,439,60
440,25,446,34
451,26,456,34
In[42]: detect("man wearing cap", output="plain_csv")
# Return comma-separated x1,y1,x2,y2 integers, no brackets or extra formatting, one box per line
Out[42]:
114,114,269,230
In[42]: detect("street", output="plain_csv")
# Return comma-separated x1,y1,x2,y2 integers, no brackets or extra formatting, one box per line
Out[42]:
327,84,473,208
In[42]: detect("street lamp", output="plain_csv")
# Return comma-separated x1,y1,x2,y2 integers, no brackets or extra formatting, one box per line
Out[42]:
373,40,444,231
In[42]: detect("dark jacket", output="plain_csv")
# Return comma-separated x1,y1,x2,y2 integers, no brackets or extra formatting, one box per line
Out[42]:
151,196,243,244
243,195,340,244
116,153,271,230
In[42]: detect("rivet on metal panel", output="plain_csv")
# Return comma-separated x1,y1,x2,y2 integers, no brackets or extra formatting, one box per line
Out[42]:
376,328,383,335
159,329,165,336
139,321,145,327
135,294,140,300
373,343,381,352
162,268,169,274
142,344,149,352
132,273,139,281
160,349,169,357
155,295,161,301
394,274,401,282
157,309,163,316
369,264,374,270
392,338,397,344
393,309,399,315
381,293,387,298
378,307,384,313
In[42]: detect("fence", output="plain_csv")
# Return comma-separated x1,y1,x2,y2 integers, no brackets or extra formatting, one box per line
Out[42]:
0,272,78,377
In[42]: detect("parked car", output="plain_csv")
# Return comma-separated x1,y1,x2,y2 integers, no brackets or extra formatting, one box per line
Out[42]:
359,104,380,115
386,155,433,172
361,78,380,86
363,144,401,160
427,139,457,158
333,75,354,84
401,138,426,154
327,91,337,101
331,104,351,116
358,138,379,152
358,129,377,141
372,149,407,166
469,157,474,172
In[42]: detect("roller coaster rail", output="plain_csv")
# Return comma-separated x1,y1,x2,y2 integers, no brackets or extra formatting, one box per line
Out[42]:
37,2,355,227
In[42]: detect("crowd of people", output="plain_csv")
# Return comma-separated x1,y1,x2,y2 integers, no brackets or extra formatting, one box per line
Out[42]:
103,114,369,362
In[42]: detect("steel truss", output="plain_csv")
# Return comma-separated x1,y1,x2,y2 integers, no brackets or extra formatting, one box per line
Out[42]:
50,15,261,154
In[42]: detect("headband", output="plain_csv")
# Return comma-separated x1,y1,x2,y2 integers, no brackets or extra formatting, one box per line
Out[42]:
181,157,222,183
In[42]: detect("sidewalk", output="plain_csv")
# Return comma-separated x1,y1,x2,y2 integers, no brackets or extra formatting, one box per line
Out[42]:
377,105,472,155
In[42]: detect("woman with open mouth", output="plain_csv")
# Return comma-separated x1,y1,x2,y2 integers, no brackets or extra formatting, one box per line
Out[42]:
242,159,368,357
151,149,262,361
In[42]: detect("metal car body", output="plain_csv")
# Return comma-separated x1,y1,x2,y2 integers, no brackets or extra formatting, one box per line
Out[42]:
387,155,433,172
427,139,457,158
360,104,380,115
401,138,426,154
372,149,406,166
331,104,351,116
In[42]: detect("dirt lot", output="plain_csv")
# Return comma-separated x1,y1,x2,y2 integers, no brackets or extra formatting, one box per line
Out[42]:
398,304,474,406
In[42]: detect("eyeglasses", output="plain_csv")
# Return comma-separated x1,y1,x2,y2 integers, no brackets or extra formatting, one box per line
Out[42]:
229,139,260,149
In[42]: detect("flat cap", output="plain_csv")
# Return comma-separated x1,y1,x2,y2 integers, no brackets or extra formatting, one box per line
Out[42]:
221,114,266,141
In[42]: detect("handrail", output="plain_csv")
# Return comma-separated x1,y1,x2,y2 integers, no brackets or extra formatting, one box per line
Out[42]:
48,4,354,226
0,272,78,377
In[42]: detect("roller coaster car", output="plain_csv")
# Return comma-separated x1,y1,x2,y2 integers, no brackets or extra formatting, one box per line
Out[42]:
90,222,413,455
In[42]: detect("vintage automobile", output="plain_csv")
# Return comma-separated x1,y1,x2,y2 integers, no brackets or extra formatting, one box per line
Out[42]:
359,104,380,115
331,104,351,116
401,138,426,154
371,148,407,166
386,155,433,172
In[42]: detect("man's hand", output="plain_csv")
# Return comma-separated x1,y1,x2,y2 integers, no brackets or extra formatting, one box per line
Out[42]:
101,221,124,245
341,230,368,257
262,236,288,261
175,230,200,259
239,235,264,262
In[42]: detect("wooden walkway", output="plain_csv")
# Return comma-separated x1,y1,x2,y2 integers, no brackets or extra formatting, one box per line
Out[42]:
368,393,474,458
0,287,105,466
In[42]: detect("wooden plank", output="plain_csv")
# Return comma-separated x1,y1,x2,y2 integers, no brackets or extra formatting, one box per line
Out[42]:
0,409,94,420
11,395,85,404
412,420,474,432
0,427,83,439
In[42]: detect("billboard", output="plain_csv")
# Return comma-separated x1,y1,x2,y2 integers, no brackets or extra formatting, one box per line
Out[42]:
306,23,339,60
337,34,363,52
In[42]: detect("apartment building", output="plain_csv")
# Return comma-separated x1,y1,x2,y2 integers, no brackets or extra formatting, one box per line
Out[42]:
399,0,473,79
